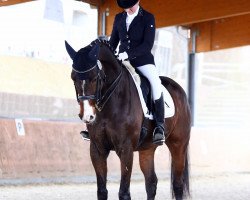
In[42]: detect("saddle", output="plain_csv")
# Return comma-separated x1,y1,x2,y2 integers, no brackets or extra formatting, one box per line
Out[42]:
122,61,175,119
122,61,175,147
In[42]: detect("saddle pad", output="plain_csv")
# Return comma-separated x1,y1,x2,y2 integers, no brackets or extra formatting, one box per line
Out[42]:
123,61,175,119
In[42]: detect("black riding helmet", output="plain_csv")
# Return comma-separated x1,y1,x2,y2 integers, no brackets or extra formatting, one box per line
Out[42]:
117,0,139,9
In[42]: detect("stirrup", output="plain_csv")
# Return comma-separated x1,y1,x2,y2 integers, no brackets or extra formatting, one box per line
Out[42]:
80,130,90,141
153,127,165,146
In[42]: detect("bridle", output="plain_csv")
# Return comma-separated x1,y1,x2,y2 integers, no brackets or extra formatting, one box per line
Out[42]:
74,60,123,112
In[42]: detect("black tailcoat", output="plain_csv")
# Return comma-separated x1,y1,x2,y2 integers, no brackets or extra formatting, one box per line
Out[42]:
109,7,156,67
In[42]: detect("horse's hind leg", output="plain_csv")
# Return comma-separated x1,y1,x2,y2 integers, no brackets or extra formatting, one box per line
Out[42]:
90,142,110,200
139,148,157,200
167,141,190,200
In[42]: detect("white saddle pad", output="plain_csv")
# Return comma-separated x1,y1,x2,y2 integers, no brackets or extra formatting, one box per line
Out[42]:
123,61,175,120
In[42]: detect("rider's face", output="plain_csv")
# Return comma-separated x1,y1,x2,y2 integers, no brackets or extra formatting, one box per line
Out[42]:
124,1,139,15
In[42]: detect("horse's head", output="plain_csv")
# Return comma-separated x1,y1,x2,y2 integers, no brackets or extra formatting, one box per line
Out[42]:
65,40,112,124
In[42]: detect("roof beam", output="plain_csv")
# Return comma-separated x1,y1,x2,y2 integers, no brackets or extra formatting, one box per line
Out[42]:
0,0,33,7
0,0,103,7
100,0,250,34
144,0,250,27
190,13,250,52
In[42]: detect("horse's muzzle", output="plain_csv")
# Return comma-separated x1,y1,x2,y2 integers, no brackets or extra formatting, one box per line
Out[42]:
82,100,96,124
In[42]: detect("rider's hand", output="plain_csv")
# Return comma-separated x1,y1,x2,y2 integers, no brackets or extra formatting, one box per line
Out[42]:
118,52,128,61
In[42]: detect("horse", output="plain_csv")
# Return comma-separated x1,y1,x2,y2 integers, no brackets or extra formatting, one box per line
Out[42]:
65,39,191,200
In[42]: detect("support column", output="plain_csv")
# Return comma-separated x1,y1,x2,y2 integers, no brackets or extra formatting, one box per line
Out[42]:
188,30,197,125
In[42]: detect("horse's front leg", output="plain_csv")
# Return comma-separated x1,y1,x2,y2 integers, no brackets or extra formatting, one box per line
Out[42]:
117,146,134,200
139,148,158,200
90,142,110,200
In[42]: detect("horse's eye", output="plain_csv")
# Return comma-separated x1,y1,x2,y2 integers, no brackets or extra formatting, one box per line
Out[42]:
91,77,98,83
86,77,97,84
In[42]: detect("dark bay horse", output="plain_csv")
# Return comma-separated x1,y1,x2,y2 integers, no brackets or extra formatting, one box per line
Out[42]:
65,39,191,200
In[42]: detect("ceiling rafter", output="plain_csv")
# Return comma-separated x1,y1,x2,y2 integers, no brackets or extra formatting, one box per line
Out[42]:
0,0,33,7
0,0,105,7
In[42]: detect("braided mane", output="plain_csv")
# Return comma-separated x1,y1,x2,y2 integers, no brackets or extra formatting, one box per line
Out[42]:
90,38,119,61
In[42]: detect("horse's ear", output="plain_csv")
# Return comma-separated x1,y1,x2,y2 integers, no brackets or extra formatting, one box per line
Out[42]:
65,41,76,60
88,44,100,61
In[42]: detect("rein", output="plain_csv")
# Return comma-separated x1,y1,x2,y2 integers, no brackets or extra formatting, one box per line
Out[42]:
78,61,123,112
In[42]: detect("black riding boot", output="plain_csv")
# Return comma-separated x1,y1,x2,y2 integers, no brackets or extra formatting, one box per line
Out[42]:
80,130,90,141
153,93,165,145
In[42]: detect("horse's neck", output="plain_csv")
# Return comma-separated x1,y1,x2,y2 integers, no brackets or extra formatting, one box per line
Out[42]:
100,49,137,97
99,45,121,77
99,44,116,62
99,44,140,107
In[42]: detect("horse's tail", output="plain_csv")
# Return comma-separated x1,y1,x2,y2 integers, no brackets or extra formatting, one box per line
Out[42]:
170,147,190,199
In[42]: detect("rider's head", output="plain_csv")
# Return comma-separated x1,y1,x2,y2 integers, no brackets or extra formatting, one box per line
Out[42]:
117,0,140,15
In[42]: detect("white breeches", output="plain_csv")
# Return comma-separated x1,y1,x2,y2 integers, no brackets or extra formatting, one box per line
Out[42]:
137,64,162,100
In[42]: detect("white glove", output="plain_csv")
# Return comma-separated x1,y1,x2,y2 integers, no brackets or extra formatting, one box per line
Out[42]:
118,52,128,61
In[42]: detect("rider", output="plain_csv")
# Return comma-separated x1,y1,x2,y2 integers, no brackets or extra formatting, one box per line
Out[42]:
109,0,166,145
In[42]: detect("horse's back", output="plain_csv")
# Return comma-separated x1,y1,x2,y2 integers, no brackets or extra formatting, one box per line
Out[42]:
160,76,187,98
160,76,191,135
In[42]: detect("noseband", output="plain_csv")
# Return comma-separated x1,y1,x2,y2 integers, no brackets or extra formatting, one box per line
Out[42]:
75,61,123,112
